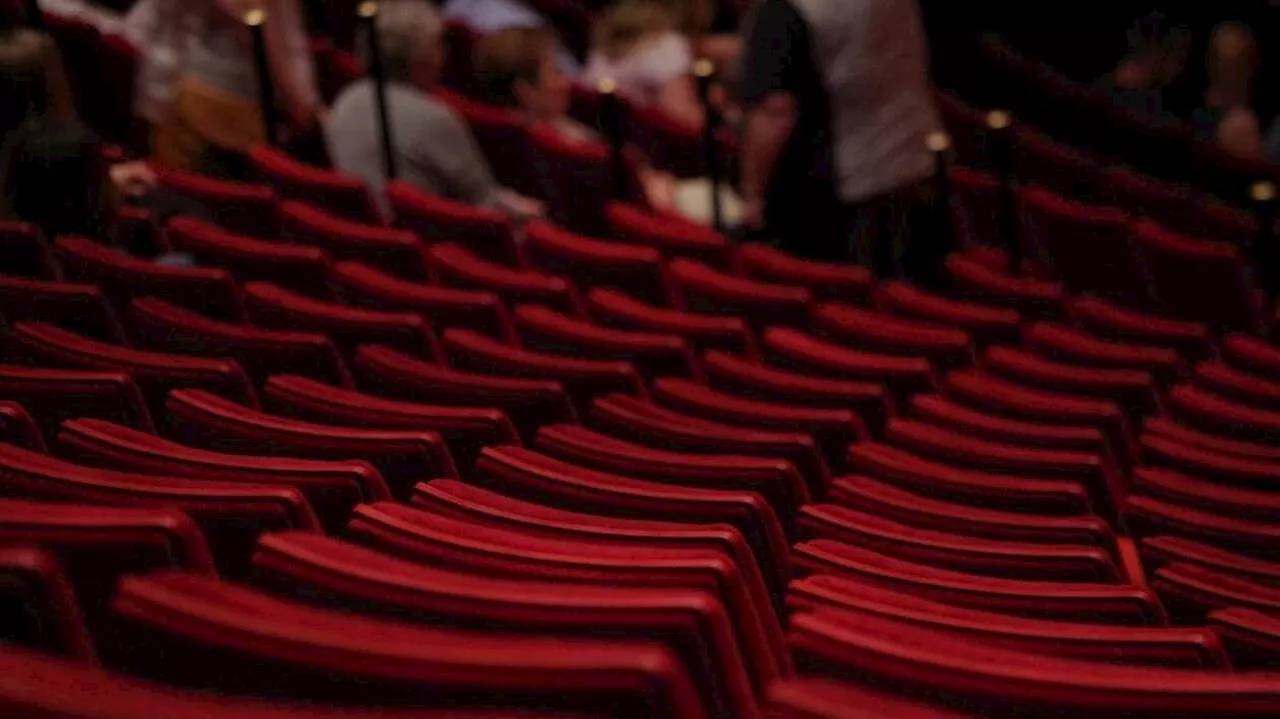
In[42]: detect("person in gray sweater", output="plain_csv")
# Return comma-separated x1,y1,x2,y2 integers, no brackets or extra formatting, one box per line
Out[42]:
325,0,542,218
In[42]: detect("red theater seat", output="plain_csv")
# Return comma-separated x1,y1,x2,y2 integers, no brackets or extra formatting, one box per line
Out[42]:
280,200,428,280
248,146,381,224
129,297,353,388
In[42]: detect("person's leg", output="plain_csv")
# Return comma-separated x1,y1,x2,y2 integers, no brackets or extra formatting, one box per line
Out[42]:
767,199,846,262
845,194,883,274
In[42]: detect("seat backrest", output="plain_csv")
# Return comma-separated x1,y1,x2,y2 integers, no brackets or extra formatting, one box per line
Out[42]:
54,235,246,321
0,275,125,343
0,545,95,662
110,571,707,718
164,215,333,298
249,531,754,719
606,202,733,268
411,477,776,655
1130,218,1264,334
524,220,672,306
128,296,353,388
262,374,519,472
243,281,440,360
527,123,615,236
0,221,59,279
329,260,515,341
279,199,428,280
385,181,521,266
586,287,756,357
0,364,154,439
789,609,1280,717
669,259,811,329
472,445,788,590
789,573,1225,669
588,394,832,495
164,388,460,499
0,444,320,577
156,168,280,237
248,146,381,224
1021,187,1150,308
0,643,575,719
57,418,390,533
427,242,583,315
8,321,259,418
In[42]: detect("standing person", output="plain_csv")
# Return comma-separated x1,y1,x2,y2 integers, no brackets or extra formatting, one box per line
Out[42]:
325,0,542,218
150,0,321,177
1192,21,1263,161
738,0,941,275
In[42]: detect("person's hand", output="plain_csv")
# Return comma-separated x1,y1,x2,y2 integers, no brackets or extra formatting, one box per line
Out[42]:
640,169,678,213
109,161,158,199
497,189,546,220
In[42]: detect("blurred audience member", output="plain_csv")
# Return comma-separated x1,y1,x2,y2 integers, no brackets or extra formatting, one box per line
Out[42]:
1098,17,1190,124
0,26,197,264
583,0,711,130
0,26,71,137
1193,21,1262,160
472,26,678,213
739,0,940,274
327,0,542,218
150,0,321,177
442,0,581,73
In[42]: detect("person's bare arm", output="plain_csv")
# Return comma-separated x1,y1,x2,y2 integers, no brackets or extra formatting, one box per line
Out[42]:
656,74,706,130
739,91,797,227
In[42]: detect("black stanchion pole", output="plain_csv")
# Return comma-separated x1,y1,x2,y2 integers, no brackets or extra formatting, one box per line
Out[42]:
245,8,279,147
25,0,43,29
1252,180,1278,305
927,131,955,272
927,131,952,229
358,1,396,180
597,77,628,200
987,109,1018,274
693,58,722,234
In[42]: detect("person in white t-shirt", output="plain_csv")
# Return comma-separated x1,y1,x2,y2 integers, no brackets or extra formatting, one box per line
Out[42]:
582,0,711,130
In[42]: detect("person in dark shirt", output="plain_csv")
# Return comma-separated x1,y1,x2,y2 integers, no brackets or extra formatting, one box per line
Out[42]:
738,0,940,274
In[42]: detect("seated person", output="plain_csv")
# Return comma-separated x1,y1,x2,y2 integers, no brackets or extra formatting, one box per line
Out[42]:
326,0,542,219
0,114,153,237
472,25,751,225
582,0,711,130
0,113,203,266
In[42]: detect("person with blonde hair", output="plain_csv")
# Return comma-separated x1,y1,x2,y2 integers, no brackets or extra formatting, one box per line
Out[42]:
582,0,712,129
147,0,321,177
